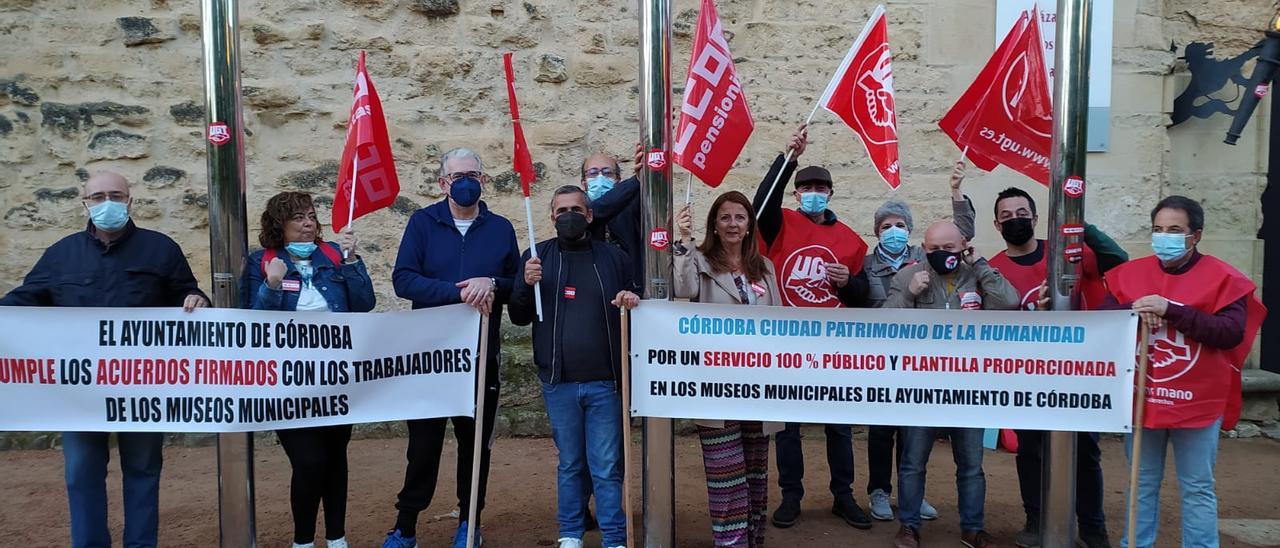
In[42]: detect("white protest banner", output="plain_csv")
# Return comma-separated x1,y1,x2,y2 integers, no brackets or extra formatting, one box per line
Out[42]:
630,301,1139,432
0,304,480,432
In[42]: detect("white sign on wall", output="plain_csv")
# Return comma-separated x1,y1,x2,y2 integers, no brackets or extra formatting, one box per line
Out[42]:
996,1,1113,151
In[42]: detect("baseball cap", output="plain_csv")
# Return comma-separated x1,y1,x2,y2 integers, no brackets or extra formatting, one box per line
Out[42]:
794,166,833,188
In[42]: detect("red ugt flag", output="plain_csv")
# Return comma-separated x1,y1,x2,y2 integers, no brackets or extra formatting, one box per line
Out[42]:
819,5,900,189
672,0,754,187
332,51,400,233
938,8,1053,186
503,52,537,197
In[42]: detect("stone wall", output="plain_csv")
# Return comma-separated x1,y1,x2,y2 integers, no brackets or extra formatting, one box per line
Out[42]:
1,0,1276,447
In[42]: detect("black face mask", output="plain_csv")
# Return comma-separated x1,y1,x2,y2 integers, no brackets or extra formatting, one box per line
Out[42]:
927,250,962,275
555,211,589,242
999,217,1035,246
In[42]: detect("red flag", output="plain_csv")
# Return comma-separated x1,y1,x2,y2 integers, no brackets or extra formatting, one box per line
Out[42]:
672,0,754,187
818,5,901,189
332,51,400,233
938,9,1053,186
503,52,537,197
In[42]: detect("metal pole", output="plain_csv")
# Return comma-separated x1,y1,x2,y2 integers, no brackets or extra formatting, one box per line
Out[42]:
638,0,675,545
1042,1,1091,546
201,1,255,546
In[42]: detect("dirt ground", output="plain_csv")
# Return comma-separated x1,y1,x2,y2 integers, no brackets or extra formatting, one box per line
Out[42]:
1,433,1277,547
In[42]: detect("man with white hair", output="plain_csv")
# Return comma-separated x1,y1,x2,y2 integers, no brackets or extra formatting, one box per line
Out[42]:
1,170,209,548
385,148,521,548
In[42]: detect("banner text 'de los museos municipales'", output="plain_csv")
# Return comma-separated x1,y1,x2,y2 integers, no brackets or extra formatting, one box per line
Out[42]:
631,301,1139,432
0,304,479,432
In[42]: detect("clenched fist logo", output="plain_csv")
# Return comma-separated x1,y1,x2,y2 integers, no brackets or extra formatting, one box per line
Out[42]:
1146,321,1201,383
852,44,897,145
780,245,840,307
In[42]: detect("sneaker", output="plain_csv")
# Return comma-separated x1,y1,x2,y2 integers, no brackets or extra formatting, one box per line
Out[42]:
382,529,418,548
961,529,999,548
558,538,584,548
1077,528,1112,548
326,539,349,548
771,497,801,528
919,499,938,521
831,499,873,530
293,543,315,548
868,489,894,521
1015,518,1039,548
893,525,921,548
453,520,482,548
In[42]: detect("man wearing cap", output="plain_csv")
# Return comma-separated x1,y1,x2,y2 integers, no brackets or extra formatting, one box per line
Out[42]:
752,124,873,530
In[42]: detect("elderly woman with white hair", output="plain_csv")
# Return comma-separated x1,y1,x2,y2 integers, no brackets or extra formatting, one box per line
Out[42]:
861,161,975,522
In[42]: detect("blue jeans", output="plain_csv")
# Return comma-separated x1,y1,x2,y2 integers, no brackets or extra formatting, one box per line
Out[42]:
897,427,985,531
542,381,626,545
62,432,164,548
774,423,855,503
1122,418,1222,548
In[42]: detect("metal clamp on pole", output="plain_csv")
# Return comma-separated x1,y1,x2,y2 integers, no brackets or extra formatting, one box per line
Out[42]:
200,1,255,546
639,0,676,545
1042,1,1092,547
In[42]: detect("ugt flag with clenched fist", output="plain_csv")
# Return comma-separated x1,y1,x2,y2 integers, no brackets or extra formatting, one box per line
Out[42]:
819,5,900,189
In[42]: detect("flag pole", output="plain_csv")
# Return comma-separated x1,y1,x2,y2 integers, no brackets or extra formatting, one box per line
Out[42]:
754,104,821,221
523,196,544,322
684,171,693,204
343,154,357,260
465,314,491,548
620,307,636,548
1126,321,1151,548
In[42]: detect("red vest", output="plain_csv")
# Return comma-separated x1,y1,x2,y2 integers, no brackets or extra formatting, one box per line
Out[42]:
763,209,867,308
1106,255,1265,430
988,240,1105,310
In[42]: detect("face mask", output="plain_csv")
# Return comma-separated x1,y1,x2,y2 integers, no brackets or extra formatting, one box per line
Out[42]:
999,217,1035,246
879,226,909,254
449,176,482,208
286,242,318,259
586,175,615,201
88,200,130,232
927,249,962,275
555,211,589,242
799,192,828,215
1151,232,1190,262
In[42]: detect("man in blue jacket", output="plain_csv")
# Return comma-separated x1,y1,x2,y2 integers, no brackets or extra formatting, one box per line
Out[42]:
383,148,521,548
0,171,209,548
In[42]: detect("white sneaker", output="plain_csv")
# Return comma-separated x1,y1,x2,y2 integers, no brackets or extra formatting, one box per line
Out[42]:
869,488,894,521
558,538,584,548
293,543,315,548
920,498,939,520
326,538,349,548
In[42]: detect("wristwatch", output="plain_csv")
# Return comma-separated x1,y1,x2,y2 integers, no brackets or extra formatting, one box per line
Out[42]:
489,277,498,292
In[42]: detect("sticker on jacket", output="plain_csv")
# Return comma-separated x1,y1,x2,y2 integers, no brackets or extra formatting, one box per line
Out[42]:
959,291,982,310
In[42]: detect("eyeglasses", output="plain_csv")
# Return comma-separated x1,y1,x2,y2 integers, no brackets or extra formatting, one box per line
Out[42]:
83,191,130,205
585,167,617,178
445,171,483,182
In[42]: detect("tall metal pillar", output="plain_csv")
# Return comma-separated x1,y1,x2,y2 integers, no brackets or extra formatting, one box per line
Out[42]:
201,1,255,546
1042,1,1092,546
638,0,676,545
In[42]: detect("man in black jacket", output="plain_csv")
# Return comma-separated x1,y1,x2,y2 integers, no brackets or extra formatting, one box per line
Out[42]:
509,185,640,548
1,171,209,548
580,149,644,292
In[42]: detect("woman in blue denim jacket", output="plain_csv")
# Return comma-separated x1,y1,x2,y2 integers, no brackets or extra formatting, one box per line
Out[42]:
245,191,375,548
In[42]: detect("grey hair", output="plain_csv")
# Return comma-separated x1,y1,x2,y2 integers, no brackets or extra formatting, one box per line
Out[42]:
550,184,591,210
873,199,913,235
438,148,484,178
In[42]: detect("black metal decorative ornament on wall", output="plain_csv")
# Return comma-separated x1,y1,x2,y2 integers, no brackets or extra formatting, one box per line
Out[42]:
1170,40,1264,126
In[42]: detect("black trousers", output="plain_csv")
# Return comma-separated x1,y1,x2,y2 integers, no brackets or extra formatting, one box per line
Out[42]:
277,424,353,544
1014,430,1107,533
775,423,855,503
865,425,903,495
394,379,501,536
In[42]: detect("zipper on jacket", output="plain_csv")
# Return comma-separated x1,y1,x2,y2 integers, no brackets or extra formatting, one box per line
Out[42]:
592,262,619,391
549,249,564,385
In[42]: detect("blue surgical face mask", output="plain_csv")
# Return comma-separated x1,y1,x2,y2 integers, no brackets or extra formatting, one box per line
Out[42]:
586,175,615,201
879,226,909,255
449,176,482,208
799,192,829,215
1151,232,1190,262
88,200,130,232
286,242,318,259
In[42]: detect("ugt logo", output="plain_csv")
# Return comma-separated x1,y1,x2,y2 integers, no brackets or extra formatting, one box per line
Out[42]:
853,44,897,145
1146,299,1202,383
780,245,840,307
207,122,230,146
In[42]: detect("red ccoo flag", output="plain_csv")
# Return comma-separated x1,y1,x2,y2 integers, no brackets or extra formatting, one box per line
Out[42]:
503,52,537,197
332,51,400,233
938,8,1053,185
672,0,754,187
818,5,901,189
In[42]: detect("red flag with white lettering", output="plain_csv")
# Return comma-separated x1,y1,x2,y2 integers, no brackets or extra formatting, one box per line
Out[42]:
332,51,401,233
672,0,754,187
818,5,901,189
938,9,1053,186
